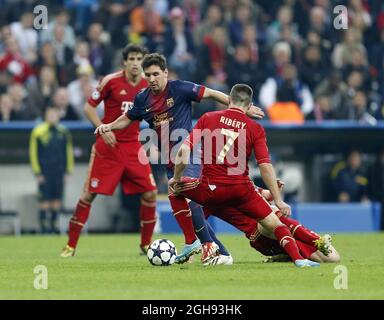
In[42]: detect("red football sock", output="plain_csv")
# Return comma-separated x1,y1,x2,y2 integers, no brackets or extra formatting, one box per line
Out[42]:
140,198,157,247
67,199,91,248
274,225,304,262
279,215,320,245
168,194,197,244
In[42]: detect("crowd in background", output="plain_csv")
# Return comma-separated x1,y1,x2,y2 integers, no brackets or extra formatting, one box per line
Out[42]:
0,0,384,124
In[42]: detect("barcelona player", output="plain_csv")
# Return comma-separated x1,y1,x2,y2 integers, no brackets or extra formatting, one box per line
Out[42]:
169,83,320,267
95,53,265,264
61,44,157,257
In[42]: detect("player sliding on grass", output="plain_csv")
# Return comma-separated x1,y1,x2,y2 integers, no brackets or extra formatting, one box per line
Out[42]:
61,44,158,258
169,83,320,267
95,53,265,264
202,183,340,264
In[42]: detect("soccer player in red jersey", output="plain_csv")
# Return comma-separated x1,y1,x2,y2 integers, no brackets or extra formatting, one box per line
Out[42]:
169,83,320,267
94,53,265,264
202,184,340,263
61,44,157,257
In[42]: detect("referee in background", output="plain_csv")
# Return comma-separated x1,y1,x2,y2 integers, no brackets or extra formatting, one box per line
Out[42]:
29,107,74,233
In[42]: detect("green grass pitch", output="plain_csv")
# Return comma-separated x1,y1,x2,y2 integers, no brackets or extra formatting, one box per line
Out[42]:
1,233,383,299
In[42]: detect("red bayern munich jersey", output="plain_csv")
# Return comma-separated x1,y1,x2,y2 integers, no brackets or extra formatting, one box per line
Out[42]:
88,70,148,142
184,107,271,184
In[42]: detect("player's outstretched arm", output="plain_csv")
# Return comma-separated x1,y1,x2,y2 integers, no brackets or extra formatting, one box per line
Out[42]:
202,87,264,119
85,102,117,146
202,87,230,105
94,114,132,135
259,163,291,216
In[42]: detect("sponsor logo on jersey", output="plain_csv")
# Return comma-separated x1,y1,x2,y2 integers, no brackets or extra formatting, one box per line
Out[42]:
153,112,174,128
119,89,127,95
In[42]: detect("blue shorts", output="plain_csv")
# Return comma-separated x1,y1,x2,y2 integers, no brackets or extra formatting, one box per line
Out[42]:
166,163,201,180
38,174,64,201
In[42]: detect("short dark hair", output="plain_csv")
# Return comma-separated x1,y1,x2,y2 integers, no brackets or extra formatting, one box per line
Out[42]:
122,44,148,61
229,84,253,107
142,53,167,71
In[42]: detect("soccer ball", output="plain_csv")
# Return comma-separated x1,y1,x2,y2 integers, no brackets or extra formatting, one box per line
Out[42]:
147,239,177,266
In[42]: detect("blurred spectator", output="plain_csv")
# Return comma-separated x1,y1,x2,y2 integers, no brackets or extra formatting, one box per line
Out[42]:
345,90,377,125
163,7,196,80
314,71,349,119
27,65,58,119
64,0,99,35
341,47,371,91
367,148,384,229
332,28,367,69
306,6,334,44
9,11,38,63
369,28,384,88
41,9,76,50
330,149,369,203
193,4,223,46
49,24,74,68
345,70,365,105
52,87,79,121
0,36,35,84
306,95,335,121
229,3,255,46
299,45,329,91
0,93,19,122
197,26,229,83
62,40,91,85
87,23,113,78
266,5,299,46
67,63,98,120
183,0,202,31
0,25,13,55
0,70,12,94
129,0,165,41
259,63,314,116
226,44,264,97
304,30,332,65
242,23,265,65
7,83,31,120
264,41,292,78
348,0,372,31
29,107,74,234
277,24,302,65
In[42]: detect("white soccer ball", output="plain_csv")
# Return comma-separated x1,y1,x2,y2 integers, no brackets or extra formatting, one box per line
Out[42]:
147,239,177,266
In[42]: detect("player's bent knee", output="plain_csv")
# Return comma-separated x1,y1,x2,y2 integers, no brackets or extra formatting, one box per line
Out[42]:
142,190,157,203
260,212,282,231
81,191,96,204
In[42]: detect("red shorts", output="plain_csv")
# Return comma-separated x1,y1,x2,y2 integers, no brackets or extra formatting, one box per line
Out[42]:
202,196,317,259
86,139,157,196
203,206,259,239
178,177,273,221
